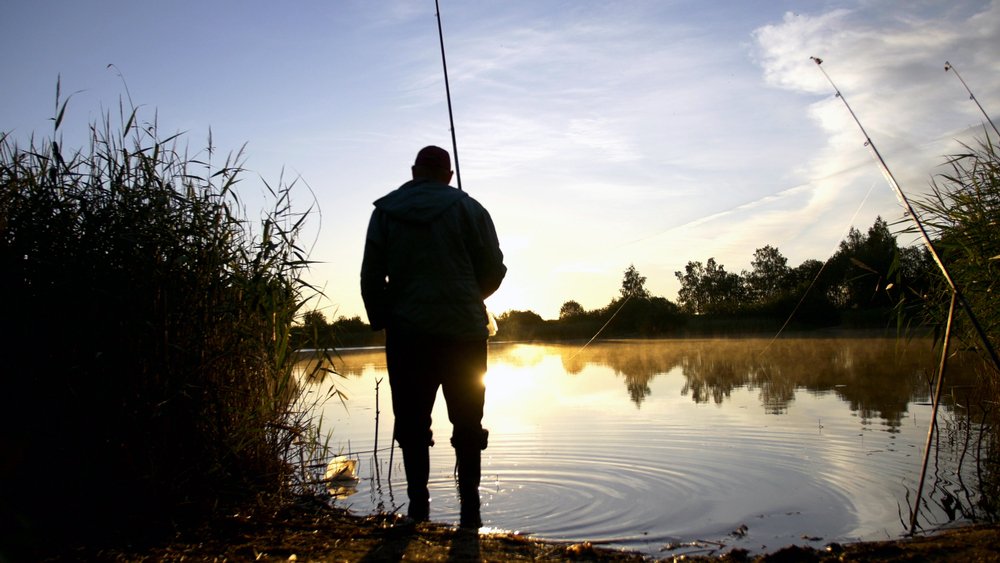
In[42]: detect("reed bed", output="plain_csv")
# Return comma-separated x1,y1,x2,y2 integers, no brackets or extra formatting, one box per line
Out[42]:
909,131,1000,522
913,132,1000,362
0,89,319,549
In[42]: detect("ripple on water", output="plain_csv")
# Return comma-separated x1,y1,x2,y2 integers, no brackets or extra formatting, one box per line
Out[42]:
335,410,959,555
477,424,860,551
322,348,975,557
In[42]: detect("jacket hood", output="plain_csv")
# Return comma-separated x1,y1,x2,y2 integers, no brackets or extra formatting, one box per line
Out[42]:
373,179,468,224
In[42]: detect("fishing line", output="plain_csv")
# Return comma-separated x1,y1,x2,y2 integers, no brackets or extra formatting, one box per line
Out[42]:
945,60,1000,138
758,180,877,356
568,294,632,360
434,0,463,191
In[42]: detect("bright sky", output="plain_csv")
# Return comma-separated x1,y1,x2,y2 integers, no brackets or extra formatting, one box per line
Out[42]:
3,1,998,321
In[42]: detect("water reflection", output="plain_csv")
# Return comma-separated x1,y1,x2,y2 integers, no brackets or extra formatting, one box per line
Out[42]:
297,337,985,556
551,338,976,427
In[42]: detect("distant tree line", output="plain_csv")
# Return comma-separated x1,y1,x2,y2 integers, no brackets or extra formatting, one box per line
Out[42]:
293,312,383,349
302,216,937,345
673,216,932,328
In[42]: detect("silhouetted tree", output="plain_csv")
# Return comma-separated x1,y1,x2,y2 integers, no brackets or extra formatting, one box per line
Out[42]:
301,310,328,329
789,258,825,289
676,260,708,314
603,295,682,336
745,244,790,304
328,315,376,346
620,264,650,299
332,315,367,333
497,310,546,340
828,216,898,309
889,244,934,321
559,300,585,319
782,258,840,325
675,258,744,314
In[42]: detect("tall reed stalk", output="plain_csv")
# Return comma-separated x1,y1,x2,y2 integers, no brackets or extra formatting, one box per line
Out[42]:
912,132,1000,376
0,87,318,551
908,131,1000,522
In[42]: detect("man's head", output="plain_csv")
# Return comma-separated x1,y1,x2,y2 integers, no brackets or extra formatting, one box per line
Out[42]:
411,145,453,184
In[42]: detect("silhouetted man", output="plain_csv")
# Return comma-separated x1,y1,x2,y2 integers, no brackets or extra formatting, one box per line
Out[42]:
360,145,506,528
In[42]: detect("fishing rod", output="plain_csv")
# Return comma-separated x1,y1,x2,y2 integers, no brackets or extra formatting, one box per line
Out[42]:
434,0,463,191
945,61,1000,138
811,55,1000,535
810,56,1000,373
911,292,956,534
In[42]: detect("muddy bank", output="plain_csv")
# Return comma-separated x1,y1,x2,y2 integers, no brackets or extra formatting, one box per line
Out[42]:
45,501,1000,562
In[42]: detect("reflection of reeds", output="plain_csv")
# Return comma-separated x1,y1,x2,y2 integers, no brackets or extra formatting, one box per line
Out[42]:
0,87,319,546
296,348,388,380
905,381,1000,529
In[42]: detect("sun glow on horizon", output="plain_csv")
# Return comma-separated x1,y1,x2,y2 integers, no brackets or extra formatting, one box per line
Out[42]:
486,283,537,316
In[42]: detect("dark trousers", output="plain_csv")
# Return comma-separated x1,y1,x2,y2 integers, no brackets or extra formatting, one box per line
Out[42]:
385,332,488,451
386,331,488,525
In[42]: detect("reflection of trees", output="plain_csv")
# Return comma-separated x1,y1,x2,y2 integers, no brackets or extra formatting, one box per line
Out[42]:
301,339,982,428
557,342,686,406
548,338,980,425
749,358,797,415
679,345,745,405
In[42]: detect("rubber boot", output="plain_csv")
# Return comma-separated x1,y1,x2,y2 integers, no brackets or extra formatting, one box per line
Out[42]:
401,446,430,521
456,447,482,529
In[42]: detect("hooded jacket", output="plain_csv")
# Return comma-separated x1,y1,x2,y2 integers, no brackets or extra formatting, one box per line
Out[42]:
360,179,506,339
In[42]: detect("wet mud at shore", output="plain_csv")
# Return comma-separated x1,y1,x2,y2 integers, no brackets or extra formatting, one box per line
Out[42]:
48,501,1000,562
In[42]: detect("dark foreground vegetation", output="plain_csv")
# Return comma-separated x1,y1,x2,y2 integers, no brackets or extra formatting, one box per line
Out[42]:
2,80,998,562
0,90,323,560
44,502,1000,562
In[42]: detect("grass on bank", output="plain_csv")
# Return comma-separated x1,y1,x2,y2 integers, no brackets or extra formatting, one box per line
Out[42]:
0,87,325,555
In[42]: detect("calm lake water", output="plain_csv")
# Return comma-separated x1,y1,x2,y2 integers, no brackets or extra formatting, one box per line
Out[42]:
296,337,986,557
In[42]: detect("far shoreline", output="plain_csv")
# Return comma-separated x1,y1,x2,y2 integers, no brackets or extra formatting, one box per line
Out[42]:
295,325,938,355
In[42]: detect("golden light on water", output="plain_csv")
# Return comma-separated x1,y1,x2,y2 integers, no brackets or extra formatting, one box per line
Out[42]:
483,364,535,404
483,346,564,434
305,339,987,554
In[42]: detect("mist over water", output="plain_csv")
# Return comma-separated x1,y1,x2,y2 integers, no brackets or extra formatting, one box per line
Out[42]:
298,338,985,556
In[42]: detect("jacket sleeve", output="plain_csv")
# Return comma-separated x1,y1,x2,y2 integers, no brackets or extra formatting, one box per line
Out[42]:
360,210,388,331
468,203,506,299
